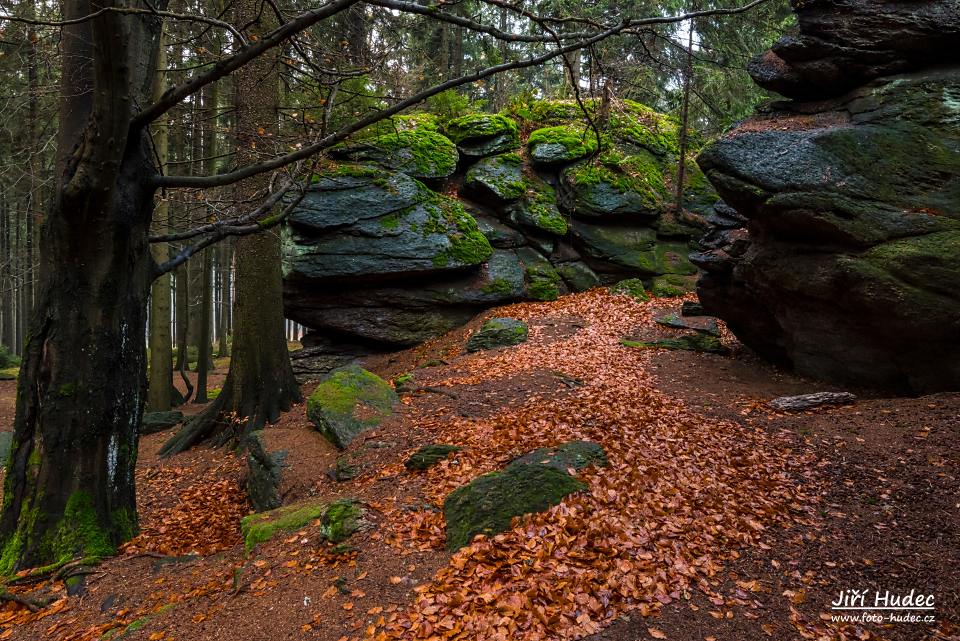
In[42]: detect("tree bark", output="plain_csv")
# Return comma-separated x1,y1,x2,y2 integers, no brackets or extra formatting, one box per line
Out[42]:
0,0,166,572
216,239,231,357
148,29,173,412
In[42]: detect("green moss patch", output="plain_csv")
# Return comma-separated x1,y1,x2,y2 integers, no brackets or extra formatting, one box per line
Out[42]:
527,125,599,165
609,278,650,301
345,129,459,179
240,498,361,552
445,114,519,145
466,317,529,352
444,463,587,550
525,264,563,301
420,192,494,268
405,444,461,471
306,365,398,449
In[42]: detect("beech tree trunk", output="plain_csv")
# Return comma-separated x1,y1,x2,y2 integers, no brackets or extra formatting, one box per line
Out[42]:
0,0,166,572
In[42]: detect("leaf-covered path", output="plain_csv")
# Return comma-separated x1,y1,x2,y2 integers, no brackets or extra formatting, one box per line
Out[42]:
1,291,957,641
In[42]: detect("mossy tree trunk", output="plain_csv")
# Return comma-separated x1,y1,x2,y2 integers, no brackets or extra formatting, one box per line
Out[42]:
0,0,165,572
159,0,300,456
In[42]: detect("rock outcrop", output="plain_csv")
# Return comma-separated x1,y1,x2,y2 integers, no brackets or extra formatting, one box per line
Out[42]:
694,0,960,393
283,102,714,367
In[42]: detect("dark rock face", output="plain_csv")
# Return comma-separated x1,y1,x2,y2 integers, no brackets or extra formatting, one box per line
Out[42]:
749,0,960,101
283,101,715,355
696,2,960,393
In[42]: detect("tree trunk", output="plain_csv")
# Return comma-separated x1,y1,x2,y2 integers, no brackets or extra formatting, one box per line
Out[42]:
675,18,695,213
216,239,231,357
148,29,173,412
160,0,300,456
0,0,165,572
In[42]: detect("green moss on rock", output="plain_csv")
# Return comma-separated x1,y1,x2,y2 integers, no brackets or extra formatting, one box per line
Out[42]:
443,463,586,550
525,264,562,301
609,278,650,301
527,125,599,165
466,317,529,352
306,365,398,449
405,444,461,471
343,129,459,179
650,273,696,297
240,498,361,552
445,114,519,144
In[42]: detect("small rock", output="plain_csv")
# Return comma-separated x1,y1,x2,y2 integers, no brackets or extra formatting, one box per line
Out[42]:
405,444,461,471
140,410,185,435
768,392,857,412
307,365,398,450
466,317,528,352
681,301,706,317
621,334,729,355
656,313,719,337
511,441,607,472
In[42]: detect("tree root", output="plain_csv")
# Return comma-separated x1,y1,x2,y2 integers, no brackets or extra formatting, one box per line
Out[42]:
7,556,101,586
0,589,53,612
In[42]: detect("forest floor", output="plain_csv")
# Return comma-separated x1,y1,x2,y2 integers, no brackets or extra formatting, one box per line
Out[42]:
0,290,957,641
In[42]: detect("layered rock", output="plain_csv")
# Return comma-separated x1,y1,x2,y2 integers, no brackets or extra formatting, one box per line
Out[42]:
283,102,714,361
695,0,960,393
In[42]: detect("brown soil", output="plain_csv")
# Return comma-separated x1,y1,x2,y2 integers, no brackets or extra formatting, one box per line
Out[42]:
1,294,957,641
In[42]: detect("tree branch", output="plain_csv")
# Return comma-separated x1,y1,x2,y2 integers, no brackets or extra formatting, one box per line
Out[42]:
131,0,360,130
153,0,771,190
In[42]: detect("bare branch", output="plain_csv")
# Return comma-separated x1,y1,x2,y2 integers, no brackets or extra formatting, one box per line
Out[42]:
0,7,246,44
131,0,360,130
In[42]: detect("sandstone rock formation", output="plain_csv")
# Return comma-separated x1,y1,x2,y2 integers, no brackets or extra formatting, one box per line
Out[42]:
694,0,960,393
283,102,714,365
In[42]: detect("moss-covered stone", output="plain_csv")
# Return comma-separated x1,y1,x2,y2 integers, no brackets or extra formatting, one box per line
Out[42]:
140,410,184,435
524,263,563,301
556,261,600,292
335,129,459,179
463,153,526,203
405,444,461,471
306,365,398,449
240,498,361,552
650,273,697,297
466,317,529,352
527,125,599,166
444,463,586,550
445,114,520,157
608,100,680,158
422,193,495,268
564,148,668,219
621,334,728,354
511,441,607,472
609,278,650,301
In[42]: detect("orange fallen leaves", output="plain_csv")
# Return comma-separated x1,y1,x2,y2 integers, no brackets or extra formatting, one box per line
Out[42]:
364,290,820,641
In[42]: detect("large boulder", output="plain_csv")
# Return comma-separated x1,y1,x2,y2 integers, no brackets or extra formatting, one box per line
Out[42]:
443,441,606,550
748,0,960,101
306,365,398,449
282,100,714,356
695,4,960,393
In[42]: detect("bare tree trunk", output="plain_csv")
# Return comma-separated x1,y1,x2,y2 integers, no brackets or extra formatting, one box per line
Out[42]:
148,30,173,412
675,15,695,213
217,239,231,357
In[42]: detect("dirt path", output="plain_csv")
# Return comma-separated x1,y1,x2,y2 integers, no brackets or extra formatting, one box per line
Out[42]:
1,292,957,641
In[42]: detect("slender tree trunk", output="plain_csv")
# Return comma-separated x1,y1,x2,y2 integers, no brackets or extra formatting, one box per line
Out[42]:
148,30,173,412
0,0,165,572
675,15,695,213
217,239,231,357
161,0,301,455
0,196,12,352
194,74,219,403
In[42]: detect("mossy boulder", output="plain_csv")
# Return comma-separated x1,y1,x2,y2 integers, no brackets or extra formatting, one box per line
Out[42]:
505,193,568,237
609,278,650,301
306,365,398,449
294,165,424,230
574,222,696,277
445,114,520,157
562,149,668,219
556,261,600,292
444,463,586,550
282,189,493,281
511,441,607,472
607,100,680,158
240,498,361,552
405,444,461,471
333,130,459,179
527,125,599,166
466,317,529,352
463,153,525,204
